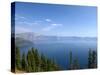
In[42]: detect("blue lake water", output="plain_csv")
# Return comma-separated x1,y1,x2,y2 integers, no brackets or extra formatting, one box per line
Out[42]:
19,39,97,70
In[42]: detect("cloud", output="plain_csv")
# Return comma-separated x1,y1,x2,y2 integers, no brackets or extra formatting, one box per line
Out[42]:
15,26,33,33
15,15,44,26
45,19,52,22
51,23,63,26
42,23,63,31
19,16,26,19
15,15,28,22
15,15,63,33
17,21,33,26
42,26,54,31
35,20,42,23
30,20,42,25
16,19,41,27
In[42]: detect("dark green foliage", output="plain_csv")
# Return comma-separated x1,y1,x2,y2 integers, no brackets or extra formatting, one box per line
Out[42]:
69,49,97,70
27,50,33,72
88,49,97,68
92,51,97,68
21,52,27,71
69,51,80,70
49,59,60,71
34,49,41,72
15,47,60,72
40,53,47,71
15,46,97,72
30,48,36,72
88,49,92,68
73,57,80,69
69,51,73,69
15,46,21,70
92,51,96,64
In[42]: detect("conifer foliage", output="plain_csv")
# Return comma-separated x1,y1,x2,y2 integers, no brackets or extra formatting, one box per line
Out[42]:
69,49,97,70
15,46,97,72
15,47,21,70
69,51,80,70
88,49,97,68
15,47,60,72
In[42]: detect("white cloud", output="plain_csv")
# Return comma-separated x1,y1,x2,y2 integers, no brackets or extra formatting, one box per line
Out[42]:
15,15,63,33
17,21,32,26
51,23,63,26
45,19,52,22
42,23,63,31
19,16,26,19
16,20,41,27
15,26,33,33
15,15,28,21
35,20,42,23
42,26,54,31
30,20,42,25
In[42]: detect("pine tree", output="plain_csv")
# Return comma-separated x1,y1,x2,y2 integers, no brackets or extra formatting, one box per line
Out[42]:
27,50,32,72
69,51,73,69
15,46,21,70
88,49,92,68
73,57,79,69
88,49,97,68
15,47,60,72
30,48,36,72
91,51,97,68
51,58,59,70
21,52,27,71
46,59,52,71
34,49,40,71
40,53,47,71
18,47,60,72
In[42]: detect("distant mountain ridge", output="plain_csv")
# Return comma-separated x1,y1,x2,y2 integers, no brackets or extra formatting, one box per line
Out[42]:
15,32,97,46
15,32,97,40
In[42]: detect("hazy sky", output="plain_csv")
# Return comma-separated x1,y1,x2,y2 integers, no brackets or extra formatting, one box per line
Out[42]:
14,2,97,37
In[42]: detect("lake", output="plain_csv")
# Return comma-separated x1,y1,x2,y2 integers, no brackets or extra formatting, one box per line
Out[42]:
19,39,97,70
